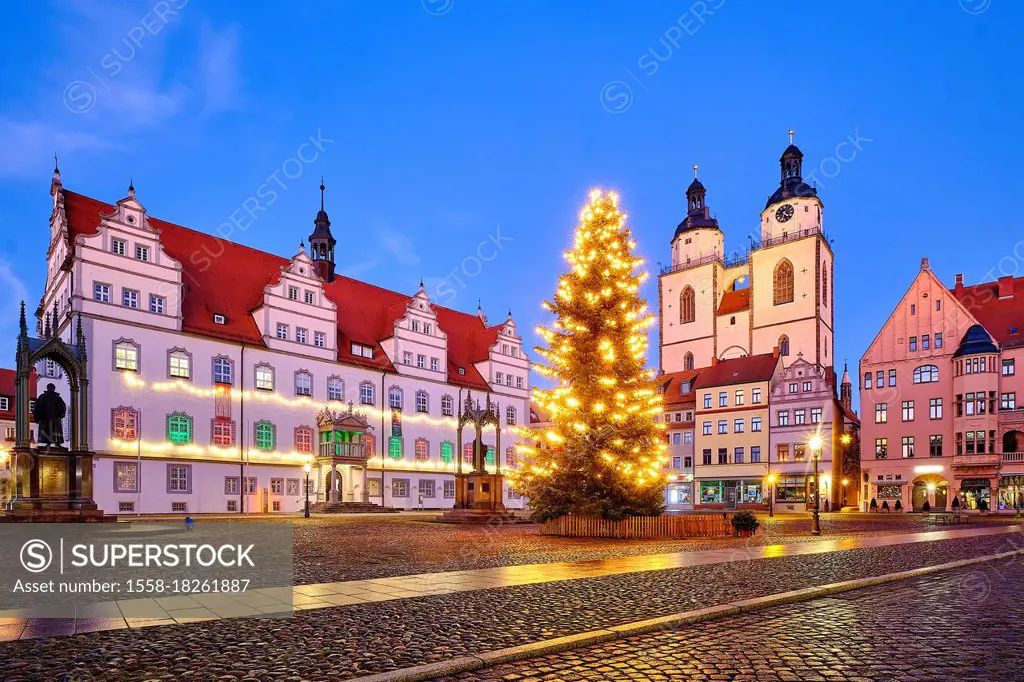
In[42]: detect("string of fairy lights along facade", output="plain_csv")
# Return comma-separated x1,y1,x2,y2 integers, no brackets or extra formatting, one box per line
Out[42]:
513,190,667,515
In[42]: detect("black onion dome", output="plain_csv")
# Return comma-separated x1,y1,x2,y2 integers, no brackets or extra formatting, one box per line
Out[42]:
765,143,820,209
953,324,999,358
672,175,719,241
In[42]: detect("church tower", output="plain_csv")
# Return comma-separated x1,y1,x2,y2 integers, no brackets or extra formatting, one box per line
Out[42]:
309,179,336,283
840,362,853,412
659,134,836,375
750,131,833,370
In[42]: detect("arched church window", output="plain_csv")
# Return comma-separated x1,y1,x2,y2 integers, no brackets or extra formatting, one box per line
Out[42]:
778,335,790,357
822,263,828,303
773,260,794,305
684,352,694,371
680,286,695,324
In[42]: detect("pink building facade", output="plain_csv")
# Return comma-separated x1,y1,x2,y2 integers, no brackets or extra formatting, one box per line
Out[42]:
859,258,1024,512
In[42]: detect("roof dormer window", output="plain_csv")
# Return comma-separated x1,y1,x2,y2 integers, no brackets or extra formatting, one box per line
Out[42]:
213,314,227,325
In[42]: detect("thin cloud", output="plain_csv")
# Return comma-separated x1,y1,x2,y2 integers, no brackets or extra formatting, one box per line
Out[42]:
378,226,421,266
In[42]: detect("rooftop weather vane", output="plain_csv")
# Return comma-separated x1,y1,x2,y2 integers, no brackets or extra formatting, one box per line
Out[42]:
789,128,795,144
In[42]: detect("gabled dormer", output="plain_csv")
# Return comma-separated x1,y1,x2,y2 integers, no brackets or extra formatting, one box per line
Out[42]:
481,310,529,396
386,281,447,377
73,182,183,332
254,243,337,360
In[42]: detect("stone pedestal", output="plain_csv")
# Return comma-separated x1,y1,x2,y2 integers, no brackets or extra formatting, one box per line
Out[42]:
2,447,114,523
439,471,523,524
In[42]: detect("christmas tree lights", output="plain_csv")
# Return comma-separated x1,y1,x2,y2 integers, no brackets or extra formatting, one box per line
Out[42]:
512,189,667,521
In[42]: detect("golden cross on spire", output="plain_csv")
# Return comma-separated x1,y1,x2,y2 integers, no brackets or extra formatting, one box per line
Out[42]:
788,129,795,144
693,164,699,179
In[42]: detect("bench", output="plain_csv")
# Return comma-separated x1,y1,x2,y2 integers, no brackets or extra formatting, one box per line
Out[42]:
929,513,969,525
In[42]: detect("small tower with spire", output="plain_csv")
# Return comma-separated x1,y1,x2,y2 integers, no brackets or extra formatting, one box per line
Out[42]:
670,164,722,266
309,178,336,283
840,361,853,413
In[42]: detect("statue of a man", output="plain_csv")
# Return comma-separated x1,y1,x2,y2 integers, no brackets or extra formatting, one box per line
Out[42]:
34,383,67,447
472,436,487,472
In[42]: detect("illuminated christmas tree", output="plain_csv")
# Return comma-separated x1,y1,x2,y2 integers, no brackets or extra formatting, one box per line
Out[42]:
514,189,666,521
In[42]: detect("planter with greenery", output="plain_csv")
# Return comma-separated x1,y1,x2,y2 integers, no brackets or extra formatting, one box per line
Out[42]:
952,496,961,512
921,500,931,515
731,510,760,537
881,500,890,512
895,499,903,512
870,497,878,512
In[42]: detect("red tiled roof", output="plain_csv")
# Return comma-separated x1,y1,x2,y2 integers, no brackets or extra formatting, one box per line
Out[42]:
63,191,502,389
717,289,750,316
0,368,16,420
660,369,700,408
954,276,1024,348
0,368,38,421
693,352,780,389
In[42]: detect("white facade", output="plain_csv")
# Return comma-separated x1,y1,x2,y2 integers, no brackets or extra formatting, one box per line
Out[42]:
35,173,529,514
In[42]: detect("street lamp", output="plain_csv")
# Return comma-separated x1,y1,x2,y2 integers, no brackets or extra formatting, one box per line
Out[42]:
766,473,777,518
841,478,849,507
303,462,312,518
808,434,823,536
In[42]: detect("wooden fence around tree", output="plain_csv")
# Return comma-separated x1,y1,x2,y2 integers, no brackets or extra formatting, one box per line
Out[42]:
540,513,734,539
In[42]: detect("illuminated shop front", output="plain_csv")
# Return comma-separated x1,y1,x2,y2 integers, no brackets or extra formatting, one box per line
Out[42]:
959,478,992,510
698,479,764,507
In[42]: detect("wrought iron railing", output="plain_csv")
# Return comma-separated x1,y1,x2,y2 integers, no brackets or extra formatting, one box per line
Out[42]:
660,226,828,275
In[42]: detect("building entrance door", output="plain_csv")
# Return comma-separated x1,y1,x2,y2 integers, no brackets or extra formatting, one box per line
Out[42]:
723,484,737,510
912,482,927,511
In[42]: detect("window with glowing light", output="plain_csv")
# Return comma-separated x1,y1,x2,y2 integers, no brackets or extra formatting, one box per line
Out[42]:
388,436,403,460
505,445,517,467
506,406,517,425
212,417,234,446
389,387,403,410
111,406,138,440
440,440,454,462
168,349,191,380
166,412,193,445
114,340,139,372
255,364,274,391
114,462,138,492
255,421,276,451
294,426,314,453
441,394,454,417
415,438,429,461
415,390,428,413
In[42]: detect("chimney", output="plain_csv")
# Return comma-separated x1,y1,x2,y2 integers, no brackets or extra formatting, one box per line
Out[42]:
998,275,1014,299
954,273,964,298
772,345,781,358
711,356,719,366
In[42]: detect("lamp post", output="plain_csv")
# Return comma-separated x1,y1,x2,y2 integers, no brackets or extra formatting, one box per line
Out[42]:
303,462,312,518
809,434,823,536
841,478,849,508
766,473,777,518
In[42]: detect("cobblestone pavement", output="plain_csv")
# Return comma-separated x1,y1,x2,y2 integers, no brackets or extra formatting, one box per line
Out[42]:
442,556,1024,682
2,530,1021,680
137,512,1023,584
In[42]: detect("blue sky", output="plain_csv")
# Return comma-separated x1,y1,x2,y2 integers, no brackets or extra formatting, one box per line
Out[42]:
1,0,1021,410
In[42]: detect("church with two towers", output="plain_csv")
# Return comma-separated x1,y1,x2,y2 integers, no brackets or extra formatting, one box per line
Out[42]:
658,136,859,511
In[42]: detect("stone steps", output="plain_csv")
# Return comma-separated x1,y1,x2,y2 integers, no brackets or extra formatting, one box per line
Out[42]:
313,501,399,514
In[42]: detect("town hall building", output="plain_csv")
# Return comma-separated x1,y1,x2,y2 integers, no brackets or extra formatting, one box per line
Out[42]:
29,167,529,515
